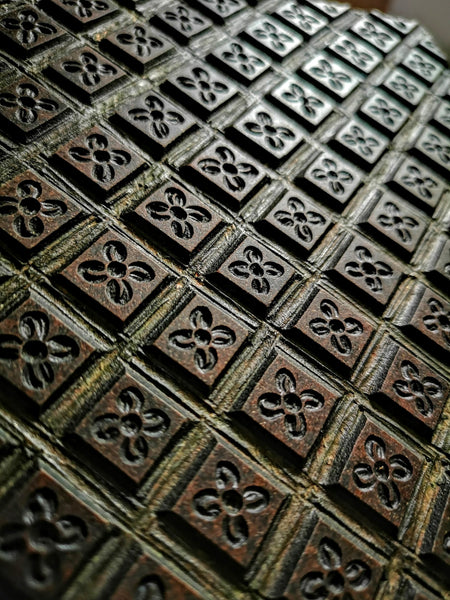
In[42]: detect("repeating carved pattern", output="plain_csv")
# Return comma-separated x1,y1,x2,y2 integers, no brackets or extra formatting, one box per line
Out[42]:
376,201,419,245
0,6,62,49
227,245,285,296
311,158,354,195
197,146,259,193
210,41,269,83
273,195,326,244
422,298,450,347
352,18,400,53
344,246,393,293
393,360,442,418
156,4,211,41
309,299,364,356
244,17,302,59
69,133,131,184
275,3,328,37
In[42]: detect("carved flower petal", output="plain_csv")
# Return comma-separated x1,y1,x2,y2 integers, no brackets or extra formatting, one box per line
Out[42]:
309,318,330,337
377,480,400,510
390,455,413,482
331,333,351,355
345,559,372,591
55,516,87,551
0,523,26,561
198,158,221,175
19,311,49,341
353,463,375,489
318,537,342,570
211,326,235,347
299,572,327,600
142,409,170,437
258,393,284,419
223,514,248,548
168,329,195,349
228,260,250,279
365,435,386,461
301,390,324,412
393,380,413,399
92,414,120,442
193,489,221,520
344,318,363,336
216,461,240,491
106,279,133,305
284,412,307,438
0,335,21,360
47,335,79,362
320,299,339,319
264,261,284,278
128,261,155,283
24,488,58,524
194,347,217,372
190,306,212,330
252,276,270,295
78,260,107,284
243,486,269,513
121,435,148,464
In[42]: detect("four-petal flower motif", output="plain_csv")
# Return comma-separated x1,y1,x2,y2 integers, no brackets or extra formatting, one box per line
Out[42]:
344,246,393,293
258,368,324,439
177,67,228,105
400,164,437,199
146,187,211,240
311,158,353,195
62,52,116,87
198,146,258,192
163,5,205,33
0,178,67,239
1,9,57,45
0,83,58,124
244,111,295,150
352,436,412,510
358,21,392,48
227,246,285,295
274,196,326,244
0,311,79,391
310,59,351,91
376,201,418,244
422,298,450,347
282,5,320,32
341,125,380,157
422,132,450,165
61,0,110,19
77,239,155,306
390,75,418,100
253,21,293,52
193,461,269,548
367,97,402,128
68,133,131,184
220,43,265,76
203,0,241,15
309,299,363,356
408,53,437,79
0,487,87,589
281,83,324,118
127,95,185,139
91,386,170,465
393,360,442,417
300,537,372,600
335,39,373,69
116,25,164,58
169,306,236,373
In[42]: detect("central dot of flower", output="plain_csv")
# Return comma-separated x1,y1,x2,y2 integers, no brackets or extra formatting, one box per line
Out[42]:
150,110,164,121
21,22,36,31
327,170,338,180
325,571,345,595
170,205,187,220
221,489,243,515
120,413,142,437
222,163,237,175
329,319,344,333
410,380,424,396
19,196,41,216
21,340,48,363
294,211,307,223
392,216,404,226
374,460,389,481
249,263,264,277
85,63,99,73
107,261,127,278
361,261,376,275
19,96,36,109
263,125,276,135
136,37,147,45
237,53,248,63
93,150,111,163
194,328,211,346
27,520,58,552
198,80,210,91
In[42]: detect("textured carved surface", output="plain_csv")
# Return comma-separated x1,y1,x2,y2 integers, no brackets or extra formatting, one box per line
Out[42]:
0,0,448,599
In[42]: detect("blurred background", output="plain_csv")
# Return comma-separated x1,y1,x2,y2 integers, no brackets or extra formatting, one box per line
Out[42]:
341,0,450,55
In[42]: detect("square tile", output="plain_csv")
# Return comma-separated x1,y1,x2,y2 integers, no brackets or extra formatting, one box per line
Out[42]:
208,40,270,85
359,90,410,137
242,16,303,61
330,235,403,311
0,77,69,142
292,289,373,371
327,33,383,75
171,443,285,567
0,4,65,56
260,189,331,254
75,373,188,484
152,4,212,44
0,170,81,252
186,140,266,210
412,125,450,177
114,91,196,157
362,190,428,257
336,419,424,528
269,76,334,130
370,9,417,36
382,68,427,108
402,48,444,86
431,99,450,135
48,45,126,104
231,102,303,165
133,181,222,260
389,157,447,213
61,231,168,322
163,62,238,118
351,17,401,54
306,0,349,18
190,0,246,23
152,296,249,389
272,2,329,38
45,0,117,30
301,151,362,210
238,355,337,459
214,238,295,311
102,24,173,74
301,53,362,101
53,126,146,196
424,236,450,292
0,469,106,599
0,298,92,407
333,118,389,169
